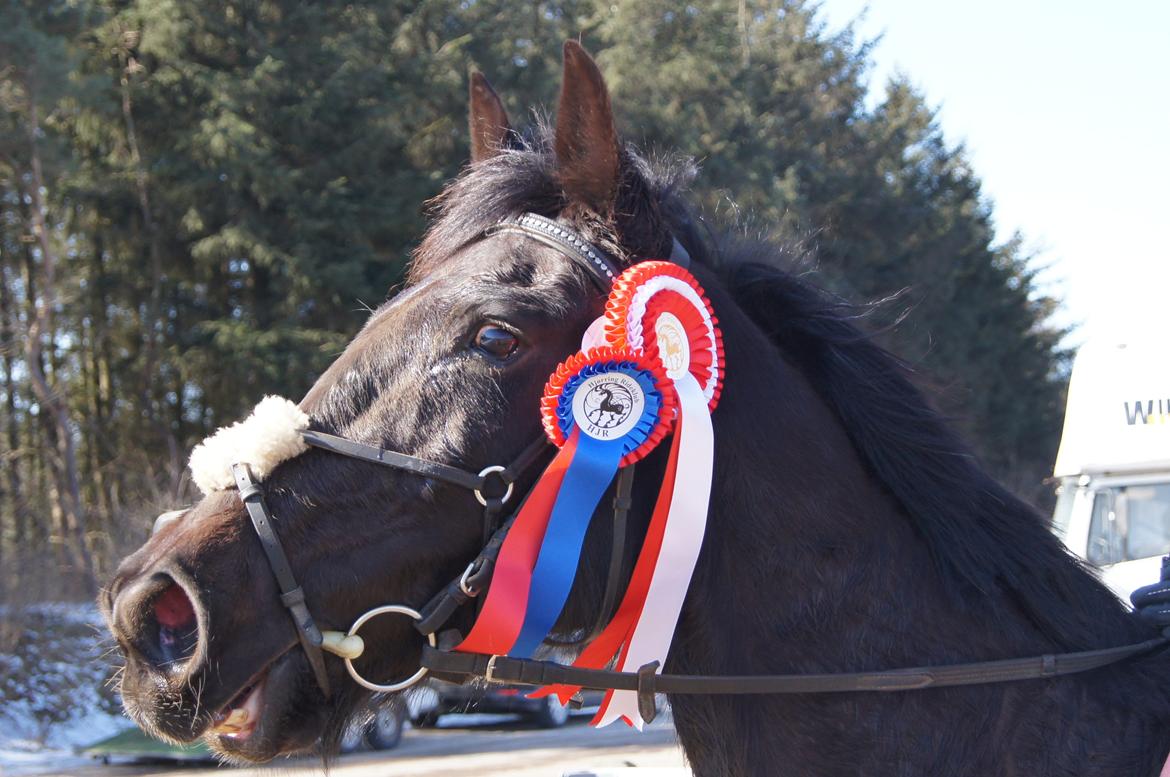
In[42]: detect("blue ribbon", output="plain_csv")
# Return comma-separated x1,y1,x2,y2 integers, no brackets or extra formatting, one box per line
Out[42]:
509,361,663,658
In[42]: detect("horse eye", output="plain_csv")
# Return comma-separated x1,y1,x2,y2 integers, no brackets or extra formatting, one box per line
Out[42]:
473,325,520,360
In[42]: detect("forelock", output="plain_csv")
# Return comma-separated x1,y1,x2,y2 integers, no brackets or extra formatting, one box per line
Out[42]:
409,122,700,283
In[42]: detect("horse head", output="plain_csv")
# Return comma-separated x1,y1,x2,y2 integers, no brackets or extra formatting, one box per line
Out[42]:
101,42,689,762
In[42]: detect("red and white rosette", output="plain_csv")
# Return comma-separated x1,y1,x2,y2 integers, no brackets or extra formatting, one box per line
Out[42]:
535,261,724,728
605,261,724,411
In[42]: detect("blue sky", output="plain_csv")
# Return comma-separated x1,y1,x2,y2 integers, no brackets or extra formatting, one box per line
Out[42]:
816,0,1169,346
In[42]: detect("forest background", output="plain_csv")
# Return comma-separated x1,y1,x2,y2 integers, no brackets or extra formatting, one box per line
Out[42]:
0,0,1068,600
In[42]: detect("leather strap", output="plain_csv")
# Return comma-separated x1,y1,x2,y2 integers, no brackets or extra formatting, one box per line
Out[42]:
589,463,634,641
428,461,637,648
415,512,517,637
490,214,619,292
301,431,549,504
487,213,691,290
413,438,553,637
422,637,1169,719
232,464,332,698
500,436,553,486
302,431,485,491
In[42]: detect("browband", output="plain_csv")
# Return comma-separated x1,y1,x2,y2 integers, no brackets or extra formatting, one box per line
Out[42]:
488,212,692,292
490,213,618,291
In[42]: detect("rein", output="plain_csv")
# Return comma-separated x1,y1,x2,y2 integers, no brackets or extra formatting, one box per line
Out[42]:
419,638,1169,724
231,212,1169,714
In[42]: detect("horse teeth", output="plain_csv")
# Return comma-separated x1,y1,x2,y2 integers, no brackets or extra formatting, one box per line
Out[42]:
224,708,248,728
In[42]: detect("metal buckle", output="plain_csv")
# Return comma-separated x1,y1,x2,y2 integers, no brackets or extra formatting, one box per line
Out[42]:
342,604,437,693
484,654,502,684
458,561,480,597
474,465,514,507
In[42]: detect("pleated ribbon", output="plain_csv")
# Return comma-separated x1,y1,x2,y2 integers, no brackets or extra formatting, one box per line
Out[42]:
532,261,724,728
456,348,673,658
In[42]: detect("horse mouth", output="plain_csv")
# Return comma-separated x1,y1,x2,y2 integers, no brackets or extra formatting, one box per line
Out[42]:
203,647,322,761
209,673,268,741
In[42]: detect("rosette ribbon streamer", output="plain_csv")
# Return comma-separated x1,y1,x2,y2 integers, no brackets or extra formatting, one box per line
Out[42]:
534,261,724,729
456,348,673,658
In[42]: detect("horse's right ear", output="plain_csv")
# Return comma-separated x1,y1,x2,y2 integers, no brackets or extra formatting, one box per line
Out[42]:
554,41,620,215
469,71,513,163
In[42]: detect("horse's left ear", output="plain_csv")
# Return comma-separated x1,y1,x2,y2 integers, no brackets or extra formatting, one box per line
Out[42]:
469,71,514,163
554,41,620,215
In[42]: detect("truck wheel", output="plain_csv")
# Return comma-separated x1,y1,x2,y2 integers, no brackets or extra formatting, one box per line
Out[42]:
412,710,441,728
366,705,405,750
531,696,570,728
339,723,366,753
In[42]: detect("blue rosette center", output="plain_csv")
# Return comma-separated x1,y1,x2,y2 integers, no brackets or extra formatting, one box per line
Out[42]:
553,360,664,460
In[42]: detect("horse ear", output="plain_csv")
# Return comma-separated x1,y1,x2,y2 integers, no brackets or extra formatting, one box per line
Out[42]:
469,71,513,163
554,41,620,215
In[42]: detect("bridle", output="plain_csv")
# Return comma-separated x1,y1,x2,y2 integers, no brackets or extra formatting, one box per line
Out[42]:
231,212,642,697
231,430,550,698
230,211,1168,718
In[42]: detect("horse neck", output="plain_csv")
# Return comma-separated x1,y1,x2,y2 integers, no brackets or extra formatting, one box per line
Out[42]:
657,276,1170,776
686,283,967,666
684,269,1156,661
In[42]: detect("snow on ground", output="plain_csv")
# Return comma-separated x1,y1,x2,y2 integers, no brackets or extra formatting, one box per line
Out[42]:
0,602,129,775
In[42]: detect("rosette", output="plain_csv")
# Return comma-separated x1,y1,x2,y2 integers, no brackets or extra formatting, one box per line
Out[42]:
540,346,674,466
457,348,673,659
605,260,724,410
535,261,724,729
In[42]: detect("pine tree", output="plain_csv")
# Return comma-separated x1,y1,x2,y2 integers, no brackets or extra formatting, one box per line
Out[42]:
593,0,1067,500
0,0,1071,598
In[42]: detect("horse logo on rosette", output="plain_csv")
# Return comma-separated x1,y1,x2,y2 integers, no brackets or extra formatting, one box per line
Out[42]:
583,381,634,429
654,312,690,379
572,372,646,440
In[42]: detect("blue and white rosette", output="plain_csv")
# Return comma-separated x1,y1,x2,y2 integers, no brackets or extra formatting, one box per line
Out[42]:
506,348,674,657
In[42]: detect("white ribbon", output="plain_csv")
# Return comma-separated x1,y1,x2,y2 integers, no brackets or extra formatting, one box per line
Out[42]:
620,276,720,403
581,315,609,350
594,371,714,728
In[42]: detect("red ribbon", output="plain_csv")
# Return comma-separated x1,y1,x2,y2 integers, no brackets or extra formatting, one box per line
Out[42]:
529,421,684,710
456,429,581,655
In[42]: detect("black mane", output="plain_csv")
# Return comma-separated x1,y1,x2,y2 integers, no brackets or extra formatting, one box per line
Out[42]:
726,260,1142,647
413,128,1140,650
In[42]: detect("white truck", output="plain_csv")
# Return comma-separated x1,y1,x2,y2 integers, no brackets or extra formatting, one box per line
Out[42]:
1052,341,1170,599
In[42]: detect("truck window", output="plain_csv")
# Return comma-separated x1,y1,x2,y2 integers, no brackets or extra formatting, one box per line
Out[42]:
1087,483,1170,566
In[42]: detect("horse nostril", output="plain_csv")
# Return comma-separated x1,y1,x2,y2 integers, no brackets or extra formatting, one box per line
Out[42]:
152,584,199,666
113,576,202,672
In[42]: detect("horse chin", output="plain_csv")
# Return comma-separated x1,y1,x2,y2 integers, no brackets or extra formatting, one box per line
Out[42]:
205,649,329,763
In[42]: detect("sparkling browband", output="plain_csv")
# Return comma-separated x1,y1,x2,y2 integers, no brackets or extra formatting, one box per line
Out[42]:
490,213,619,289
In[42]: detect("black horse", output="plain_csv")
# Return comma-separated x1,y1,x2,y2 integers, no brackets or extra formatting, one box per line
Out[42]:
102,42,1170,775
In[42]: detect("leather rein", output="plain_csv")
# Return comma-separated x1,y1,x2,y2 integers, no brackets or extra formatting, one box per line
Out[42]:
232,212,1168,716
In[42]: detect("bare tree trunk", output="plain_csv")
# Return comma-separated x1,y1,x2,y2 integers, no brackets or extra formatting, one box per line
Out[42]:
85,231,114,555
738,0,752,68
0,242,17,591
21,84,96,597
119,42,183,501
17,199,64,589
